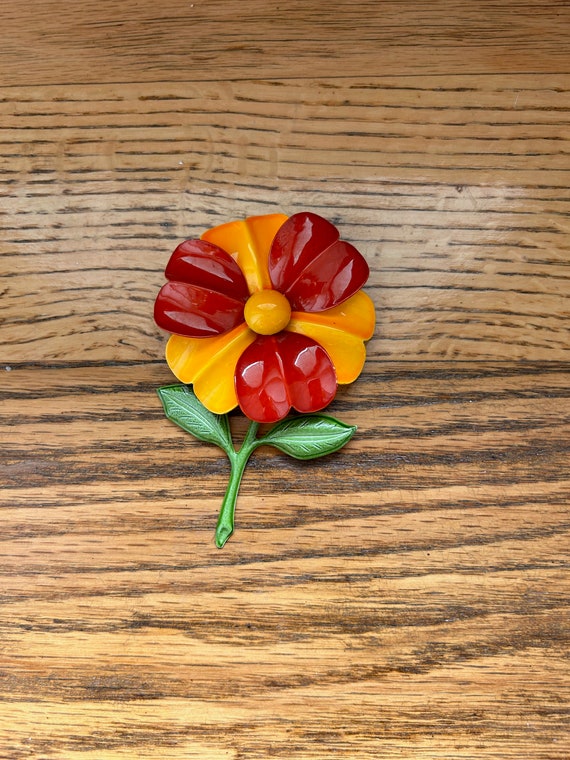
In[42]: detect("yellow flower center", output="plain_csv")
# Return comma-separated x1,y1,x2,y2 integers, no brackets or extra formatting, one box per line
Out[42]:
244,290,292,335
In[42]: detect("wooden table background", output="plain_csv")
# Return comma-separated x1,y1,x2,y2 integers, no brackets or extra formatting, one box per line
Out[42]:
1,1,569,757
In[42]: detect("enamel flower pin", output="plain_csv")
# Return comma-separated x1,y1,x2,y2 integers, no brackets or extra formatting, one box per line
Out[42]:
154,212,375,547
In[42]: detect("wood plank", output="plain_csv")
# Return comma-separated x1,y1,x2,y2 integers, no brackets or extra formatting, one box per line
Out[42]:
2,1,569,756
2,75,569,363
3,0,570,86
1,361,568,757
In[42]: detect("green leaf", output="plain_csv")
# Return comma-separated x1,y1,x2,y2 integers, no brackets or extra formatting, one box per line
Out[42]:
157,384,232,454
259,414,356,460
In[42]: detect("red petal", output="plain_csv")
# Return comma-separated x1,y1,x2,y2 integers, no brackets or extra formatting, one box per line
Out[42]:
154,282,245,337
235,333,337,423
165,239,249,302
269,212,339,293
284,239,370,312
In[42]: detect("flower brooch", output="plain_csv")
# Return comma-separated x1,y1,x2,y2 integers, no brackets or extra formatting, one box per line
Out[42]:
154,212,375,546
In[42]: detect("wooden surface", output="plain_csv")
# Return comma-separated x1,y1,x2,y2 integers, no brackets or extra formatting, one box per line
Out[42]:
1,1,569,758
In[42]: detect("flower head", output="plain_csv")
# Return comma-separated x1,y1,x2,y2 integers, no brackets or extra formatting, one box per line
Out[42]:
154,212,375,423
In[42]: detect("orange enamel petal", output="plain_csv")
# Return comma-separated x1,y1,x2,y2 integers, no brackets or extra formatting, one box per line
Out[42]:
287,290,375,384
290,290,375,338
201,214,288,294
245,214,288,287
165,324,256,414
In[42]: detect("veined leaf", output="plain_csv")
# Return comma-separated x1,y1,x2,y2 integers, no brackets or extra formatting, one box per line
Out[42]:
157,384,232,453
260,414,356,460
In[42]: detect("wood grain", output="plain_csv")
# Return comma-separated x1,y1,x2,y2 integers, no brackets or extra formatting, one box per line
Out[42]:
1,362,569,758
3,0,570,86
2,75,569,363
1,0,570,757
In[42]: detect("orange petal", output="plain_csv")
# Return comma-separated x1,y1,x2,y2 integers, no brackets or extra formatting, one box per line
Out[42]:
201,214,288,294
165,324,256,414
287,290,375,384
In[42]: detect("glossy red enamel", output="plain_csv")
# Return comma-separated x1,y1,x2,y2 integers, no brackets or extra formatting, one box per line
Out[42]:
165,239,250,301
154,281,245,337
284,239,370,312
235,332,337,423
269,212,339,293
269,211,369,312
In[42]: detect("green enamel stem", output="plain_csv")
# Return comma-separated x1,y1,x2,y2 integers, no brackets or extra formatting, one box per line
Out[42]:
215,420,260,548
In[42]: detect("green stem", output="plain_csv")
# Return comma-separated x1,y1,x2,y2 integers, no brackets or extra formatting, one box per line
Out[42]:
215,420,260,548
